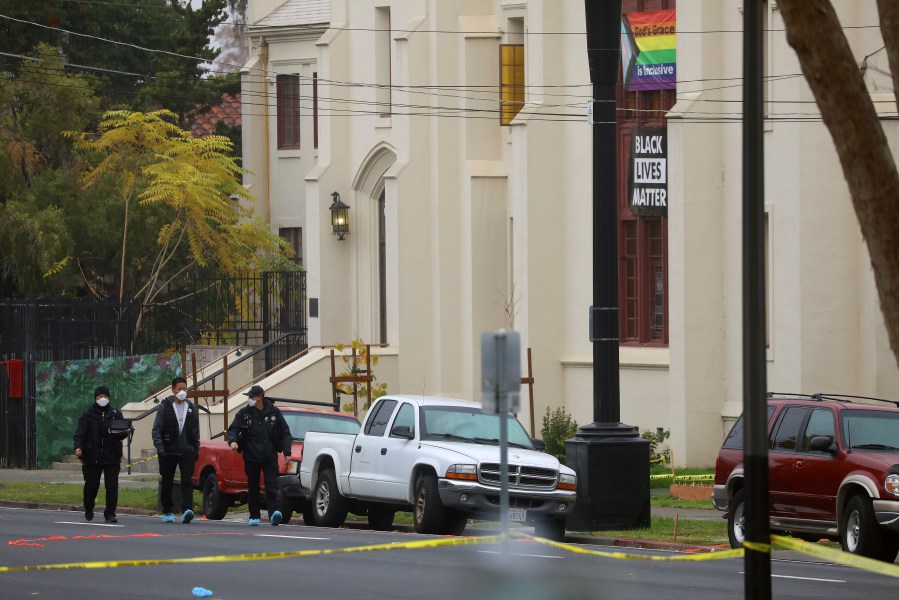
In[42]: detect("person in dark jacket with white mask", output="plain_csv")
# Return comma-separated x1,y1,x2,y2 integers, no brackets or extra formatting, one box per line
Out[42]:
73,386,127,523
226,385,293,526
152,376,200,524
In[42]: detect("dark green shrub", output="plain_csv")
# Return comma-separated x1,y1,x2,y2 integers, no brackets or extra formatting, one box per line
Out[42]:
540,406,579,461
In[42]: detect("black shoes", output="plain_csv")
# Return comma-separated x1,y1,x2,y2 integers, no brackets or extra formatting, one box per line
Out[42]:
84,507,115,523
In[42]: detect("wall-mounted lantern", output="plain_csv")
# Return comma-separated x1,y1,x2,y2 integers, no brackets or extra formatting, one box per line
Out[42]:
329,192,350,240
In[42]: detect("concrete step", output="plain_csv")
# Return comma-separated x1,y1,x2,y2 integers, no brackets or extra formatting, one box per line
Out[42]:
123,449,159,473
52,450,160,474
50,461,83,471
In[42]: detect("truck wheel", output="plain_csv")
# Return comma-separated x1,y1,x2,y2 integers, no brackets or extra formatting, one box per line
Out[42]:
367,506,396,531
727,489,746,549
413,474,445,534
442,509,467,536
534,519,566,541
313,469,348,528
841,495,887,559
302,511,316,526
202,473,232,520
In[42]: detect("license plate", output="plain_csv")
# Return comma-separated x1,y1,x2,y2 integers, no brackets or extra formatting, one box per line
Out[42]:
509,508,527,522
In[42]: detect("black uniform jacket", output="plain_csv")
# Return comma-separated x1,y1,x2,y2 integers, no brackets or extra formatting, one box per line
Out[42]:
73,404,125,466
226,399,293,463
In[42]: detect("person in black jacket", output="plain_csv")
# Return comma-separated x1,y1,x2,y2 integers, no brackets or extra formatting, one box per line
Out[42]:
226,385,293,526
73,386,127,523
151,376,201,524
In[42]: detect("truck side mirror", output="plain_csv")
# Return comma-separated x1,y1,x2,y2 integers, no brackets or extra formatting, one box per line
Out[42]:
531,438,546,451
390,425,414,440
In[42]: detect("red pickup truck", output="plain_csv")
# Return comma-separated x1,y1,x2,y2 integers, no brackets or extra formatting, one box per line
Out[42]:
193,405,360,523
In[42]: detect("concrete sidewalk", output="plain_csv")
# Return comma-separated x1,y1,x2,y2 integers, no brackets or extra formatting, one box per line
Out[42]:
0,468,158,488
0,468,725,551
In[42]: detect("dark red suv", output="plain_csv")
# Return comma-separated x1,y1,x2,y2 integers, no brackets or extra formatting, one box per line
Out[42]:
713,394,899,562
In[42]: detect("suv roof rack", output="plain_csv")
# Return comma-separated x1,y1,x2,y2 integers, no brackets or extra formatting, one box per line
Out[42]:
766,392,899,408
813,393,899,409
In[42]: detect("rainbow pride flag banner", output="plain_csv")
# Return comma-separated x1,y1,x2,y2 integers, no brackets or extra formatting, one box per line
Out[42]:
621,9,676,91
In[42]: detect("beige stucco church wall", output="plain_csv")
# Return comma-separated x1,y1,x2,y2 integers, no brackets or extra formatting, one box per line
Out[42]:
242,0,899,467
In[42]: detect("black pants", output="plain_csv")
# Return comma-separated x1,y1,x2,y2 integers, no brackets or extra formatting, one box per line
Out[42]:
158,453,195,513
82,463,119,519
245,458,279,520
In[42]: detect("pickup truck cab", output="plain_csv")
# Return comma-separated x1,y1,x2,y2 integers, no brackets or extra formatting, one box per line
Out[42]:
300,395,577,539
193,406,359,523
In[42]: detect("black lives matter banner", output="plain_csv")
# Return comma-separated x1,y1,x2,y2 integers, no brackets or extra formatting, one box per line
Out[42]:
628,126,667,217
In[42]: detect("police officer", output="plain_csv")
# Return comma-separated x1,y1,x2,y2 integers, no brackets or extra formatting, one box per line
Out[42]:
226,385,293,526
73,386,127,523
152,376,200,524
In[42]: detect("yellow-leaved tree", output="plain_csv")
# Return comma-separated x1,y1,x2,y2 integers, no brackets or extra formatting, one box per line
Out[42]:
68,109,290,340
335,339,388,416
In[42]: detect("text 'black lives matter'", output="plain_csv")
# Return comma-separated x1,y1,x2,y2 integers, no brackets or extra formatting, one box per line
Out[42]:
628,125,668,217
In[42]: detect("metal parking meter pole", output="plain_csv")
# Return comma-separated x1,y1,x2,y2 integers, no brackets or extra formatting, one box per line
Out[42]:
481,330,522,549
499,393,509,538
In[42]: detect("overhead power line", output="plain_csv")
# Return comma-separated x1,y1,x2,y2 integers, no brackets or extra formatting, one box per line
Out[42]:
2,11,896,126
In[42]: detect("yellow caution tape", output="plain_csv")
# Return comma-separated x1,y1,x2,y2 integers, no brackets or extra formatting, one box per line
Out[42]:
0,534,504,572
523,534,744,562
742,539,771,553
528,533,899,577
124,454,158,469
771,535,899,578
4,529,899,579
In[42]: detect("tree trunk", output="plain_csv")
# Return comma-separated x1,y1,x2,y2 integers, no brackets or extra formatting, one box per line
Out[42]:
119,191,130,304
779,0,899,370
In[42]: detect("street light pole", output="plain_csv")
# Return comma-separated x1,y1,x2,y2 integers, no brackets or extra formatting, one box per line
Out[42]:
565,0,650,532
742,1,772,598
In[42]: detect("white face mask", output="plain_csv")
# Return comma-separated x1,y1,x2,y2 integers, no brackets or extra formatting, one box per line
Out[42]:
175,390,188,401
247,398,256,408
96,397,110,408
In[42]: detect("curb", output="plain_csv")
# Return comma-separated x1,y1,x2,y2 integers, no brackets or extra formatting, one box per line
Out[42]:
565,533,720,552
340,518,721,553
0,501,721,553
0,500,155,517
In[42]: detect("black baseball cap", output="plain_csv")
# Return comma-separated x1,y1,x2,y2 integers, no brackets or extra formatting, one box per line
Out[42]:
244,385,264,398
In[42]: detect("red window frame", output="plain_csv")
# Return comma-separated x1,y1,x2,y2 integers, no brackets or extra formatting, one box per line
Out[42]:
617,86,673,346
312,72,319,149
276,74,301,149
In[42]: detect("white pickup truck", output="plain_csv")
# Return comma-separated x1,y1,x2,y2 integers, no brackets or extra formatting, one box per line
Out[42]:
299,395,577,539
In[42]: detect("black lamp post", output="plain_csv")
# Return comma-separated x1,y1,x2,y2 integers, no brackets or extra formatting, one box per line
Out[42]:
329,192,350,240
564,0,650,532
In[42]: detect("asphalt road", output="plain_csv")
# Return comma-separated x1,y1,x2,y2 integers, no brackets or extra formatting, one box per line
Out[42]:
1,507,895,600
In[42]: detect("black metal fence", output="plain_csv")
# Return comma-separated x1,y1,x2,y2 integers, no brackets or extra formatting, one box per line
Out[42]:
0,271,307,361
0,360,36,468
0,271,306,468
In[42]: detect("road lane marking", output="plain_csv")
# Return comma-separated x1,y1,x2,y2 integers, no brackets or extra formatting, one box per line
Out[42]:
254,534,331,540
478,550,563,559
54,521,122,527
740,571,846,583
